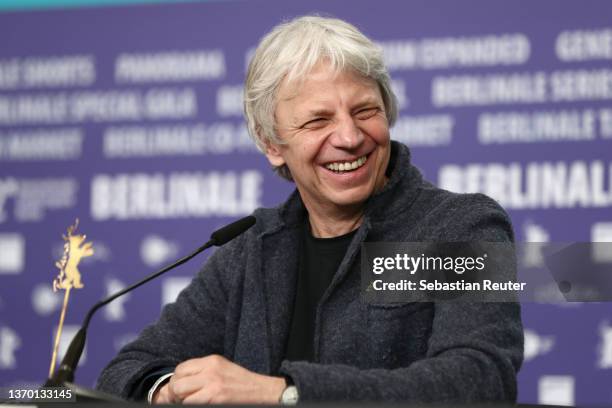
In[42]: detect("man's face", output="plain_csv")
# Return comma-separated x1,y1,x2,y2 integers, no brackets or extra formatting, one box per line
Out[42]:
265,62,391,214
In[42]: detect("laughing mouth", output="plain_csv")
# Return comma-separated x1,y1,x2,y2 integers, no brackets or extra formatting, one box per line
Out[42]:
324,155,367,173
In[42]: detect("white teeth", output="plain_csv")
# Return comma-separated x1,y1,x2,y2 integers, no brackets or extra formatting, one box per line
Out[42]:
325,155,368,173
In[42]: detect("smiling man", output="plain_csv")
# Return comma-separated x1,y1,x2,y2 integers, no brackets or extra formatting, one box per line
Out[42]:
268,62,391,237
97,16,523,404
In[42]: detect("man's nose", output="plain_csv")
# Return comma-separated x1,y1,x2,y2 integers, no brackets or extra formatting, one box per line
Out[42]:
329,114,364,149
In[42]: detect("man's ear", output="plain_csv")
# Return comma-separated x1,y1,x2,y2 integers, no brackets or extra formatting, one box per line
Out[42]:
264,141,286,167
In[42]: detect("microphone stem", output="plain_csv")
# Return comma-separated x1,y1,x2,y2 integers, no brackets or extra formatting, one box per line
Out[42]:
48,239,216,385
48,214,255,385
81,239,214,331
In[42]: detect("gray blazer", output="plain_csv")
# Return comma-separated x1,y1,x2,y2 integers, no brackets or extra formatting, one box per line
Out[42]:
97,142,523,402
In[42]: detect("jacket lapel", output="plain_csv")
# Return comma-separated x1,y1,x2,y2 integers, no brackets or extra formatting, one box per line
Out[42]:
234,193,303,375
259,224,301,373
232,234,273,373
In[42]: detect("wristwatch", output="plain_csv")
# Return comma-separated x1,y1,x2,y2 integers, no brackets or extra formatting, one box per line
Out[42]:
279,385,299,405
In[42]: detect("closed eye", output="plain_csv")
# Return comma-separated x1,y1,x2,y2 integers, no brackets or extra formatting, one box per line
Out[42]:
301,118,328,129
354,107,381,120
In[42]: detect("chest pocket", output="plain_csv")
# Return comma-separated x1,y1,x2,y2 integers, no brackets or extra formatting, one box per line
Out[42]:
366,302,434,368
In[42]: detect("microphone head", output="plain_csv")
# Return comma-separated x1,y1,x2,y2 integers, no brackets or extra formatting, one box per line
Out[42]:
210,215,256,246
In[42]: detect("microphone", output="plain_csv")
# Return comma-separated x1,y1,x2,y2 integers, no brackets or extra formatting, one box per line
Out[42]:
46,215,256,387
210,215,257,245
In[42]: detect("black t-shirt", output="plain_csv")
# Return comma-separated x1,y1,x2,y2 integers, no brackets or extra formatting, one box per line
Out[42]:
284,220,357,362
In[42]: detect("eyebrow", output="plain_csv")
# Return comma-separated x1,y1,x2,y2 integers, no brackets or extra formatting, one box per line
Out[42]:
351,97,382,110
305,108,334,118
290,108,331,126
296,97,381,119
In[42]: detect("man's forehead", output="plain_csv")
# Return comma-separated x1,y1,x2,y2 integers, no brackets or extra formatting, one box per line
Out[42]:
278,61,376,95
277,71,379,106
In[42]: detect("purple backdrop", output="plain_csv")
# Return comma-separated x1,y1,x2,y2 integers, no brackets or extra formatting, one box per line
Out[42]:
1,0,611,405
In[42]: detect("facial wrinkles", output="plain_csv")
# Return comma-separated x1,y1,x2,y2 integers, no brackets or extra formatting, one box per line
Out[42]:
283,115,383,186
291,72,370,119
271,65,391,210
286,102,383,146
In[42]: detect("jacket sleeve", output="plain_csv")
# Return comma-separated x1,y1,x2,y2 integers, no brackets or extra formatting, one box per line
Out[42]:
95,236,241,399
280,194,524,403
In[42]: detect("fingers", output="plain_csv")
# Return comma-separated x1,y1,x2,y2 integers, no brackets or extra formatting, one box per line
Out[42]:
180,384,223,405
170,373,234,404
169,355,228,403
165,355,282,404
152,383,173,405
170,374,212,400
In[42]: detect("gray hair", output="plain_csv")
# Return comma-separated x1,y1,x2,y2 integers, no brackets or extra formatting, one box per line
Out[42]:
244,15,398,180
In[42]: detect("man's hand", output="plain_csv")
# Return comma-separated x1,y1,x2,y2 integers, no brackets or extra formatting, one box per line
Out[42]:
152,355,287,405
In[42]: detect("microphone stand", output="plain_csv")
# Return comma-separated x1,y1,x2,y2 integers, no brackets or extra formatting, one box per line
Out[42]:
43,216,255,402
